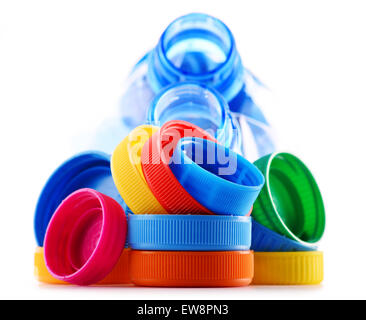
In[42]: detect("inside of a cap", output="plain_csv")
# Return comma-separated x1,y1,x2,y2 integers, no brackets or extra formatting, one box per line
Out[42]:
184,138,262,187
268,153,324,242
269,166,305,238
67,207,103,271
46,194,103,277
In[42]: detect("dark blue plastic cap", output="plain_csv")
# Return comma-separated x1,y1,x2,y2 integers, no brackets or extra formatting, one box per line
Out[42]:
251,220,317,252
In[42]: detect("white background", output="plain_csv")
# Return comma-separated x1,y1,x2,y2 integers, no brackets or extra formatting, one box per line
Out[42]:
0,0,365,299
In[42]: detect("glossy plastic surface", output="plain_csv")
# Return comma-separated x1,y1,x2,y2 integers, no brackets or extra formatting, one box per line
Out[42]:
111,125,168,214
141,120,215,214
128,214,251,251
130,250,254,287
120,13,276,161
34,151,126,246
252,152,326,245
169,137,264,215
252,251,324,285
44,189,127,286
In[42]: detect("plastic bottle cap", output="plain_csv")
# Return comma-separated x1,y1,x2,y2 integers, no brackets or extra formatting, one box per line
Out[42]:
111,125,168,214
44,188,127,286
252,251,324,285
34,247,132,285
169,137,264,215
141,120,216,214
130,250,253,287
128,214,252,251
34,151,125,246
252,152,326,245
251,220,317,252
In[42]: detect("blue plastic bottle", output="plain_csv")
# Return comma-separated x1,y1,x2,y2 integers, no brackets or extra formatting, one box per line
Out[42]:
147,82,242,153
119,13,276,160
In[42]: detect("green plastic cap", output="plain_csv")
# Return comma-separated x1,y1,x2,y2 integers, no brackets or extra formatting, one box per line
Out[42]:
252,152,325,246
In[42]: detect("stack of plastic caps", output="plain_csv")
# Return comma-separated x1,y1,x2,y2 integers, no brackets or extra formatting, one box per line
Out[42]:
34,120,265,286
250,153,325,284
112,120,264,286
33,12,326,287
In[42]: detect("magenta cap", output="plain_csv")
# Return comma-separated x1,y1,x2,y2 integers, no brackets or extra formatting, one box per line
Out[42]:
44,188,127,286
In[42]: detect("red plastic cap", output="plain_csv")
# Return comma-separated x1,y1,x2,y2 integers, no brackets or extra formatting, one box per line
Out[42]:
141,120,217,214
44,188,127,286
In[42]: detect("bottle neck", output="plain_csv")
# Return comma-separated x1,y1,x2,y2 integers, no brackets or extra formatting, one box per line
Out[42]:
147,13,244,102
147,82,239,150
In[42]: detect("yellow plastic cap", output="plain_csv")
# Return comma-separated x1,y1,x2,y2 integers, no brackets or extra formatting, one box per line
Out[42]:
111,125,167,214
252,251,324,285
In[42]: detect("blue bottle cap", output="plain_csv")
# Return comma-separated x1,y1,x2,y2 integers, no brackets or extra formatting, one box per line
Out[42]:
128,214,251,251
34,151,126,246
251,220,317,252
169,137,265,215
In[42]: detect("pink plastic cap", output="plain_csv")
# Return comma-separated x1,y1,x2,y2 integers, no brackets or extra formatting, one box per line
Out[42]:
44,188,127,286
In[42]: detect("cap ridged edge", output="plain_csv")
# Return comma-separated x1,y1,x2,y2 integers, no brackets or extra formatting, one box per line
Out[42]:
252,251,323,285
111,125,168,214
141,121,216,214
130,250,253,287
128,214,251,250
